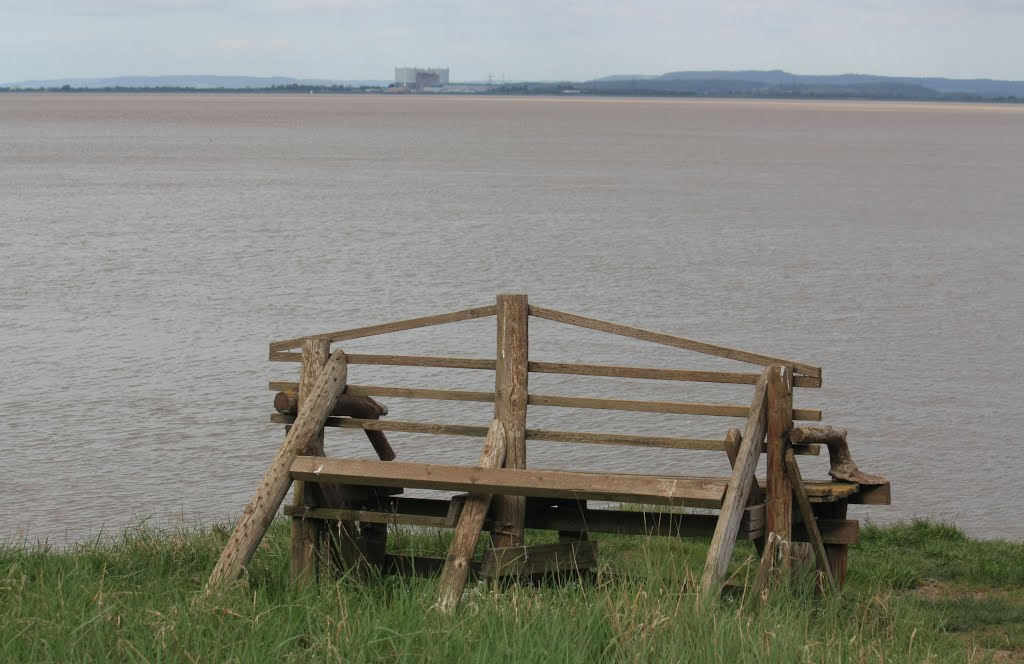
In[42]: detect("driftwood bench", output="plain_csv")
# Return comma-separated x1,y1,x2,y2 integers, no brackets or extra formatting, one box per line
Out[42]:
208,294,889,609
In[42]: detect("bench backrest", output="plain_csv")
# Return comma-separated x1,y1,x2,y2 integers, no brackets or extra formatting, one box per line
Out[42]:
268,294,823,475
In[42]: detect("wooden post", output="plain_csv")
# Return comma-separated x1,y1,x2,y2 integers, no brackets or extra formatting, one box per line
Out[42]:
290,337,331,584
765,364,794,572
207,349,348,590
699,366,770,601
435,420,508,613
490,293,528,549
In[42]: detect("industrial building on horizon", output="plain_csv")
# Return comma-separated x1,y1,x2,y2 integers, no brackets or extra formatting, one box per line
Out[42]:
394,67,449,90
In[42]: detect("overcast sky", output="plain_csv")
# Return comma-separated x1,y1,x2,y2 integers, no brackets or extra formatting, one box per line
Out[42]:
2,0,1023,83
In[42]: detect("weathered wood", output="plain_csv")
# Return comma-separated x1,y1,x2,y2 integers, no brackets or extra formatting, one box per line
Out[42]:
785,448,837,592
724,427,763,503
270,304,498,352
816,500,851,586
286,501,764,540
749,531,781,601
270,414,819,455
789,425,848,445
208,349,349,590
528,504,763,539
850,482,891,505
791,425,888,485
793,518,860,545
765,365,794,572
528,306,822,379
699,366,770,601
492,293,529,549
290,337,331,585
528,361,821,388
384,554,480,579
273,415,490,437
481,542,598,578
290,457,728,505
529,393,820,420
435,420,508,613
347,385,493,403
274,391,388,418
350,354,495,370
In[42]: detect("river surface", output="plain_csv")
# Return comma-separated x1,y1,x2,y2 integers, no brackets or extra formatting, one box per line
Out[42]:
1,93,1021,544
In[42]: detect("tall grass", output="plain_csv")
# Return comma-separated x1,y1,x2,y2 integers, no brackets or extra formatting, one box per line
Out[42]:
2,519,1021,662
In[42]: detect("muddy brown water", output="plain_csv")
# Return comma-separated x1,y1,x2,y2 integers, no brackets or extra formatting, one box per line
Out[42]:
1,94,1021,544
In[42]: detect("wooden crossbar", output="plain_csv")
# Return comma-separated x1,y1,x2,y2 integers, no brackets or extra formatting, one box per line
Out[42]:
269,304,497,353
290,456,729,505
270,413,821,454
529,305,822,379
269,385,822,420
269,357,821,388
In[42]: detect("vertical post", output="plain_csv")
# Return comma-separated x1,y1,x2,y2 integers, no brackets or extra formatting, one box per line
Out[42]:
290,337,330,584
490,293,528,549
766,364,794,572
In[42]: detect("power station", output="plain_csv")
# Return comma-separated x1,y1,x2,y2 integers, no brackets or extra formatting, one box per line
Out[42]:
394,67,449,90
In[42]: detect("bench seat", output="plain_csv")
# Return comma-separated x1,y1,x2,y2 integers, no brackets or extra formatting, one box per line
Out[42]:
291,456,730,507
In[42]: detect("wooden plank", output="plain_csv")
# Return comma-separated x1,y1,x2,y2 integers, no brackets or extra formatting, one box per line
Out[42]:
272,415,491,438
529,306,822,379
435,420,508,613
207,349,349,590
529,392,818,420
290,337,331,585
346,385,494,403
526,504,762,539
529,361,821,388
349,354,496,370
492,293,529,549
698,366,770,602
279,383,819,420
804,481,860,503
383,554,478,579
270,304,498,352
793,518,860,546
849,482,891,505
271,413,817,454
271,357,820,387
481,542,598,578
766,365,794,572
785,448,837,592
290,456,728,505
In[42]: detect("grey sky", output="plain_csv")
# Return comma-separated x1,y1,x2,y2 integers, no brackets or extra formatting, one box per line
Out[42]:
2,0,1022,83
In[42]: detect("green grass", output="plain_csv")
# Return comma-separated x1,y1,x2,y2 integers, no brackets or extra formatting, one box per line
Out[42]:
2,519,1022,663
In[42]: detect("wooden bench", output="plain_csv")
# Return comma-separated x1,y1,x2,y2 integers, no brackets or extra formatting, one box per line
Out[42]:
207,293,889,609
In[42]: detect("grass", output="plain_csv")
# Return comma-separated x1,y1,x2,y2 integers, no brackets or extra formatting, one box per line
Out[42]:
2,519,1023,663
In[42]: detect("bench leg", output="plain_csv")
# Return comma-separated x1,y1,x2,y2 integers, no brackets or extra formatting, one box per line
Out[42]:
819,499,849,587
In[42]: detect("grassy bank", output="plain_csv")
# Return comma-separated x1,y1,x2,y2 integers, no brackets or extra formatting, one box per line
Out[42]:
2,519,1022,662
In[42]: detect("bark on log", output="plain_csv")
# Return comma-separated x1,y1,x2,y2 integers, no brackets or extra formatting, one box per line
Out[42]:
207,349,349,590
274,391,388,418
274,391,395,461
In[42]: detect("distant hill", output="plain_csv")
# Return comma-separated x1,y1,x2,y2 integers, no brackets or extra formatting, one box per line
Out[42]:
4,75,390,89
592,70,1024,100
